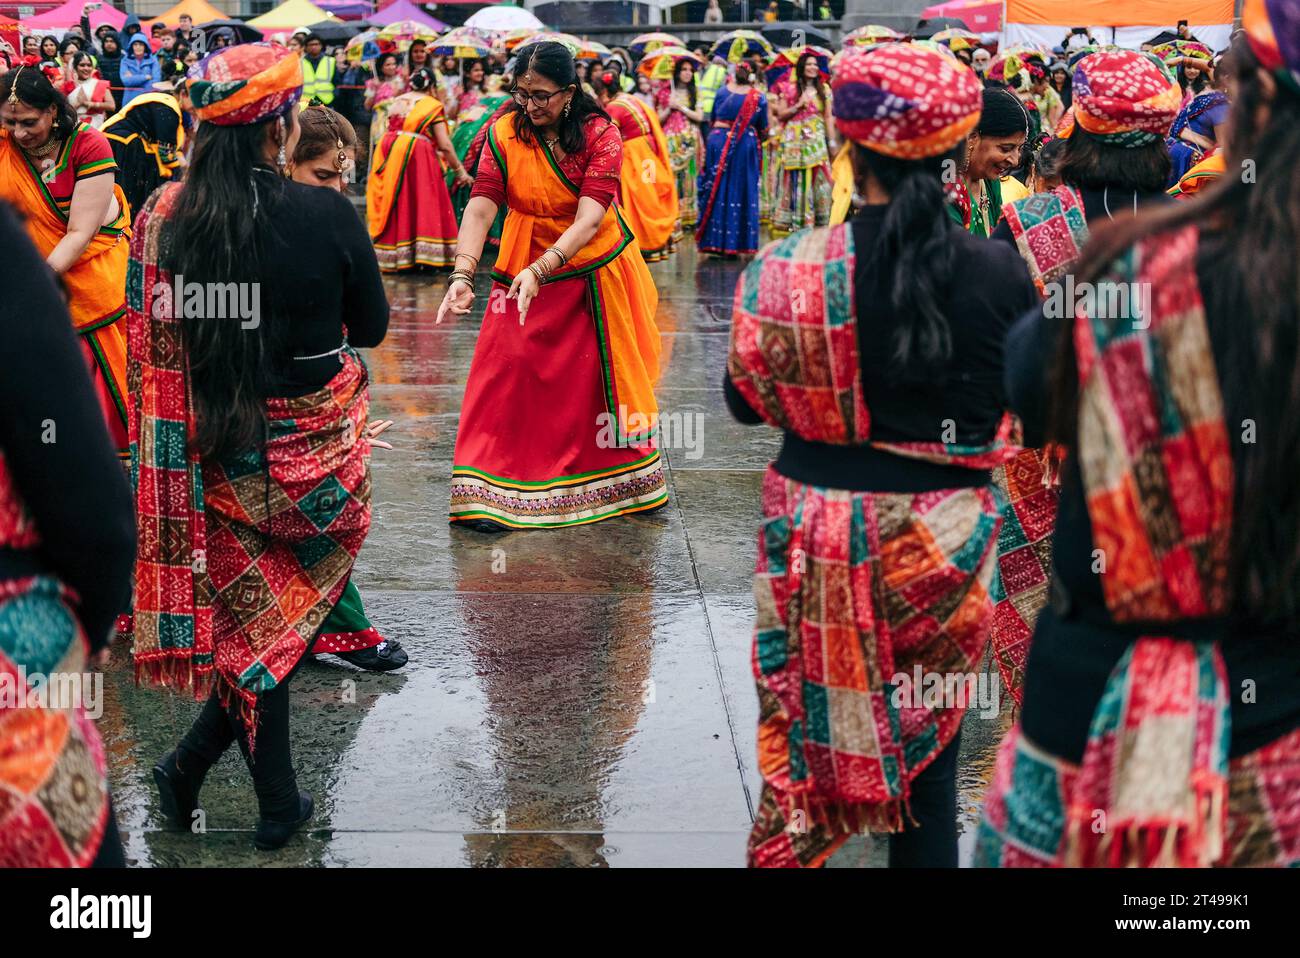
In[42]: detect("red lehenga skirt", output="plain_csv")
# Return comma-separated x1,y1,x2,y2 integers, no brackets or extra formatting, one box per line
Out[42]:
369,130,459,273
450,272,668,529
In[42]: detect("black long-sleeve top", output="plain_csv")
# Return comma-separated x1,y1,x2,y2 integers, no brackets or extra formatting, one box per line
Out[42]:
0,202,135,651
1004,224,1300,761
242,172,390,396
725,203,1040,492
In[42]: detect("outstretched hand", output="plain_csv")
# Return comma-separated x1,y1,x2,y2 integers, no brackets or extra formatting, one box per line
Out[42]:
506,269,540,325
436,278,475,324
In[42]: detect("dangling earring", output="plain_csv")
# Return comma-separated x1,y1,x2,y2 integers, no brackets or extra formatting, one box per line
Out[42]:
276,117,287,175
563,98,571,117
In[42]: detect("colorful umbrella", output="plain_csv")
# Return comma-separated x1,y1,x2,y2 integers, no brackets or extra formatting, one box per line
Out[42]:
988,46,1046,83
378,19,440,43
909,38,958,60
514,31,582,57
500,27,534,51
576,38,612,62
842,24,903,48
930,27,980,50
429,27,491,58
764,44,832,86
463,4,543,32
629,31,684,58
708,29,774,64
1151,39,1213,66
637,45,701,81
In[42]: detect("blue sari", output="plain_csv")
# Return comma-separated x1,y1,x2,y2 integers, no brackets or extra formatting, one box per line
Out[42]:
1166,91,1229,186
697,86,767,255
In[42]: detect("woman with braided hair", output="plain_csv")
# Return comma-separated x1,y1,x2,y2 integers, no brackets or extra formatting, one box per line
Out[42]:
731,43,1039,868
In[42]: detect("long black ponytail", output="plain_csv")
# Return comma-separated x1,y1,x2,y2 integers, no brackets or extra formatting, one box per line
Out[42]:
1050,36,1300,628
160,114,293,460
855,142,963,380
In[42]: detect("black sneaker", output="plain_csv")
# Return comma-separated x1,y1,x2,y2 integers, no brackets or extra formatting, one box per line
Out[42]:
254,792,314,851
335,639,408,671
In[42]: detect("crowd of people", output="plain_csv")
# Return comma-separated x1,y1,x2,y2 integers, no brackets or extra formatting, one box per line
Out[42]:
1,0,1299,871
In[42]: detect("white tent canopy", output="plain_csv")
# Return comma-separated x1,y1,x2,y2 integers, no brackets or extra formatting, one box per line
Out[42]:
1001,0,1235,52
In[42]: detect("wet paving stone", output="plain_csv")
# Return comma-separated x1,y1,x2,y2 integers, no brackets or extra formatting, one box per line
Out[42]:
103,243,1007,867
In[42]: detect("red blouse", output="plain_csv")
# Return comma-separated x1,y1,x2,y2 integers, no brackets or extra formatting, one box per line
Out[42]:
25,123,117,211
471,114,623,209
607,95,651,143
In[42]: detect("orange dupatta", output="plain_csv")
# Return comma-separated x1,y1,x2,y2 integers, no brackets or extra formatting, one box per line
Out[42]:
366,94,446,238
609,93,679,259
485,114,661,443
0,128,130,423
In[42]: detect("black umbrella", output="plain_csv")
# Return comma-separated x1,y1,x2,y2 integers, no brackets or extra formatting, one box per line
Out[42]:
306,20,365,44
198,20,264,46
912,16,970,38
759,21,834,49
1144,29,1181,46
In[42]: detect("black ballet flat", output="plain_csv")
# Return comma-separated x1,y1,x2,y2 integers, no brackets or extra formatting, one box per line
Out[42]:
152,749,201,831
254,792,314,851
459,517,510,534
335,639,409,672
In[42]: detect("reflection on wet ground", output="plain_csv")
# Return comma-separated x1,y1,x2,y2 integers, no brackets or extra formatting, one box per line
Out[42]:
103,242,1006,867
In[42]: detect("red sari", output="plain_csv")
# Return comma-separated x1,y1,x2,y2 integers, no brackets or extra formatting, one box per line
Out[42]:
0,125,130,458
450,115,667,529
366,93,459,271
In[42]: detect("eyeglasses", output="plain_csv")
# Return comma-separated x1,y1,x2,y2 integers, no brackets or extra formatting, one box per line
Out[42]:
511,87,569,108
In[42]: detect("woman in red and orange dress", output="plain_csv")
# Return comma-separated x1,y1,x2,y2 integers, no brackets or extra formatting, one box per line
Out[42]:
0,61,130,460
590,67,679,262
437,42,666,531
366,67,470,272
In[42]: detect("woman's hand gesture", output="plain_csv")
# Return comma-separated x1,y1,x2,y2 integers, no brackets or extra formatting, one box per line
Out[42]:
436,277,474,324
365,419,395,450
506,268,540,325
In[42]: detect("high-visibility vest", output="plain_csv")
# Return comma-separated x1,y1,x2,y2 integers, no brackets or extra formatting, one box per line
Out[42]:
302,56,336,105
697,63,727,117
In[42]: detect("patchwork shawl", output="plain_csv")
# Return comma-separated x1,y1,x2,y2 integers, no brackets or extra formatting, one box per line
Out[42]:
983,223,1237,867
730,224,1017,866
0,455,109,866
126,183,373,727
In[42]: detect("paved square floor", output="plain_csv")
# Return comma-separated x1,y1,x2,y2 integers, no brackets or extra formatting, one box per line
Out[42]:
103,244,1009,866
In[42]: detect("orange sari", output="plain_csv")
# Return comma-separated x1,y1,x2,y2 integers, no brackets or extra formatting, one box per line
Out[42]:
608,93,679,262
449,115,667,529
366,93,458,271
0,127,130,457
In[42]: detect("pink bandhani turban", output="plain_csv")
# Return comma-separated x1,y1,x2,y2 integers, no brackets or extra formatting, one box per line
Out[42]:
1244,0,1300,96
1070,50,1180,148
188,42,303,127
831,44,983,159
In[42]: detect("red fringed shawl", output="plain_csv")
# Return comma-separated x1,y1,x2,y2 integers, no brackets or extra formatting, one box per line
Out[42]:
126,183,374,728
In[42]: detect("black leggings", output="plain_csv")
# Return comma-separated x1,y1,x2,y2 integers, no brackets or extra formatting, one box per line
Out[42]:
888,729,962,868
175,653,310,823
